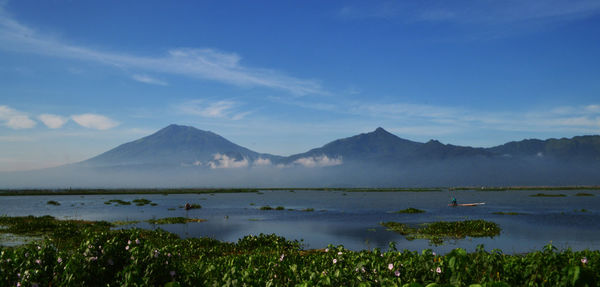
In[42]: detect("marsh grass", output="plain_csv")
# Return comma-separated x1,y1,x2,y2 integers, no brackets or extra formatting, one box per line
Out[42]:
394,208,425,214
146,217,206,224
529,193,567,197
104,199,131,205
381,219,501,245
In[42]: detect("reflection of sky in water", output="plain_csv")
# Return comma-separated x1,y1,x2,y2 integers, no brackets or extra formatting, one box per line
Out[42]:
2,190,600,253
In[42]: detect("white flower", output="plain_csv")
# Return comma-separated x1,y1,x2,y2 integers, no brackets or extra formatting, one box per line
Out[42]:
582,257,588,264
325,248,329,252
388,263,394,270
333,259,337,264
125,245,130,250
436,267,442,274
337,251,343,255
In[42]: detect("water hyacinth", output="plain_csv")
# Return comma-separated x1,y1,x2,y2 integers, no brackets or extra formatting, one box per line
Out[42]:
332,258,337,264
582,257,588,264
395,270,401,277
388,263,394,270
436,267,442,274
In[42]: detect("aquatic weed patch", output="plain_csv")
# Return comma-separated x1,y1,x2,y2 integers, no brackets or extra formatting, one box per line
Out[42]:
145,217,206,224
381,220,501,245
575,192,595,196
132,198,153,206
394,208,425,214
104,199,132,205
46,200,60,206
0,217,598,286
529,193,567,197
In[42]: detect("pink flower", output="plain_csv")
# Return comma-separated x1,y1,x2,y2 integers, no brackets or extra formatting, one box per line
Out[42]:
337,251,343,255
582,257,588,264
135,239,140,244
167,253,172,257
324,248,329,252
16,282,21,287
436,267,442,274
127,240,131,245
57,257,62,263
279,254,285,261
395,270,401,277
388,263,394,270
125,245,129,250
333,259,337,264
35,259,41,264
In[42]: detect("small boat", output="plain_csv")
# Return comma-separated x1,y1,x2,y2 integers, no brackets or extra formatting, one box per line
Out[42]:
448,202,485,207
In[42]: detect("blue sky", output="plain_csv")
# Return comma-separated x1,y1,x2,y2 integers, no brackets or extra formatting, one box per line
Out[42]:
1,0,600,171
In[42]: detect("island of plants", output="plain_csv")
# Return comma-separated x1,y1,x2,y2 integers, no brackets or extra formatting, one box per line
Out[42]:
0,216,598,286
381,220,501,245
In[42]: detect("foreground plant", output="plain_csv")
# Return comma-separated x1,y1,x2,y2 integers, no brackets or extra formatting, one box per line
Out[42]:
0,216,598,286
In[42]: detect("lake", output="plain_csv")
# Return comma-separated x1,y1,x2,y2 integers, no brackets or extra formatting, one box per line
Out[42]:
1,189,600,253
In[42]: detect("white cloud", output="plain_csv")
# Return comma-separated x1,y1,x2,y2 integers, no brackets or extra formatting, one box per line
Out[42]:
0,9,327,96
0,105,36,129
208,153,249,169
132,74,168,86
293,155,342,168
176,100,251,120
38,114,68,129
71,113,119,130
253,157,272,166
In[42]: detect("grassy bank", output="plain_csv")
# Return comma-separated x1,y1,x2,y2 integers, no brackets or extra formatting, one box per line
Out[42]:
0,216,597,286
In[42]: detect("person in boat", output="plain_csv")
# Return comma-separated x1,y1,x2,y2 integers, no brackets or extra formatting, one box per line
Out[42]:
185,203,191,210
451,197,457,206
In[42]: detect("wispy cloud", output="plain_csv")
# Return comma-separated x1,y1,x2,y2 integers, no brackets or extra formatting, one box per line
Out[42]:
339,0,600,24
176,100,251,120
0,8,327,96
38,114,68,129
0,105,36,129
132,74,168,86
71,114,119,130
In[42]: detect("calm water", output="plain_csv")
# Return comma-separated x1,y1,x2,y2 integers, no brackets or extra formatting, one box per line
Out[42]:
1,190,600,253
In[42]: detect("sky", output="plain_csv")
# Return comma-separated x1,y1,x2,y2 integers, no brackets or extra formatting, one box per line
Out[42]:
1,0,600,172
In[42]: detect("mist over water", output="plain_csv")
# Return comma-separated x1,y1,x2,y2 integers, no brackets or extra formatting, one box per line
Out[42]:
1,158,599,189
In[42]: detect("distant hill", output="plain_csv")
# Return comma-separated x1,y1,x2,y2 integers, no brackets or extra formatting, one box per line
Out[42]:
81,124,281,168
2,124,598,188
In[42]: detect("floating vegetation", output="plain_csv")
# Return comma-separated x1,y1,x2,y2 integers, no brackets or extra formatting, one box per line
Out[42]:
576,193,595,196
260,206,273,210
167,208,176,211
132,198,153,206
146,217,206,224
104,199,131,205
492,211,523,215
275,206,285,210
394,208,425,214
529,193,567,197
381,219,501,245
150,203,158,206
301,208,314,212
249,203,255,206
46,200,60,206
0,216,597,286
187,203,202,210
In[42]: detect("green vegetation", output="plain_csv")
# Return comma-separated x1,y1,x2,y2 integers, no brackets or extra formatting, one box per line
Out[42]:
104,199,132,205
529,193,567,197
260,206,273,210
381,220,501,245
394,208,425,214
275,206,285,210
301,208,314,212
46,200,60,206
450,186,600,191
0,216,597,286
0,188,259,196
146,217,206,225
492,212,523,216
576,193,595,196
186,204,202,210
132,198,153,206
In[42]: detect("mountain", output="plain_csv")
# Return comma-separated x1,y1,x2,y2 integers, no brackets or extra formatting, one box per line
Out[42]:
81,124,281,167
286,127,490,165
489,136,600,161
3,124,598,188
